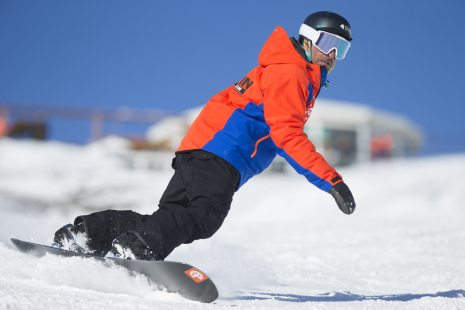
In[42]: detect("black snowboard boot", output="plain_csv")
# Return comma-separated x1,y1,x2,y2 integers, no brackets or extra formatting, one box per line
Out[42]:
108,231,163,261
53,223,87,253
53,222,110,256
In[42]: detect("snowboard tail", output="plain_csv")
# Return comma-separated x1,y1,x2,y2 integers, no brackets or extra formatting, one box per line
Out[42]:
10,238,218,303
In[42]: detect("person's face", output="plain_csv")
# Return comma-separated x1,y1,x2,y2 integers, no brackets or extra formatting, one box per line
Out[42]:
311,43,337,72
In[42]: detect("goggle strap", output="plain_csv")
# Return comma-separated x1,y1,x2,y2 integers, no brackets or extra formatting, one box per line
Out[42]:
299,24,350,60
299,24,319,42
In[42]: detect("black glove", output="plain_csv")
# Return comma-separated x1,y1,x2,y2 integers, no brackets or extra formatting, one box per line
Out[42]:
109,231,162,261
330,182,356,215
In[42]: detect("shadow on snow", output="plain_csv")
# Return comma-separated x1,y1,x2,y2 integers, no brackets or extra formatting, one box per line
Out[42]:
229,289,465,302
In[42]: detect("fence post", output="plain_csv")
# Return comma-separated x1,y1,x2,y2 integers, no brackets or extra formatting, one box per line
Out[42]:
91,110,104,141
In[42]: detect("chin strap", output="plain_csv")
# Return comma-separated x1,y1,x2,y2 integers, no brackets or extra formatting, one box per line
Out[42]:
328,65,334,74
325,64,334,88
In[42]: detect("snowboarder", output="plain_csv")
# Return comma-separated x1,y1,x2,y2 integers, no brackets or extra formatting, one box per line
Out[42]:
53,11,356,261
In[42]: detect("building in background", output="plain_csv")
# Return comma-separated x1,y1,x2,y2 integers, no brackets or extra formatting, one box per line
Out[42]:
304,99,422,167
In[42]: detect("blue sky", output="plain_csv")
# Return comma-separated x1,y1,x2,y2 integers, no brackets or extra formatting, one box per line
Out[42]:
1,0,464,153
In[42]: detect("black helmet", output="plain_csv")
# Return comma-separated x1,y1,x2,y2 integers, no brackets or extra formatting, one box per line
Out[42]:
300,11,352,42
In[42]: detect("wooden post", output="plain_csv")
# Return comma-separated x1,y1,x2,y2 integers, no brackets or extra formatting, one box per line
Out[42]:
91,110,104,141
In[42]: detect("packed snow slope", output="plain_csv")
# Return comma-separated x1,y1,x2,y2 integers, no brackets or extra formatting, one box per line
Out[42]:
0,138,464,310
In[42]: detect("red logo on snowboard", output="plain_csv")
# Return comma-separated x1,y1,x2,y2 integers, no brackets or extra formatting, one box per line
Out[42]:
185,268,208,283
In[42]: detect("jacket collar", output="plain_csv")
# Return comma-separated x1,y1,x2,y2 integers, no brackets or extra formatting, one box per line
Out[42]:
290,37,308,62
258,27,326,80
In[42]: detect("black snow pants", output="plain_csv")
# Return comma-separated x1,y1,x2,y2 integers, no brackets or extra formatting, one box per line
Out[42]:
74,150,241,259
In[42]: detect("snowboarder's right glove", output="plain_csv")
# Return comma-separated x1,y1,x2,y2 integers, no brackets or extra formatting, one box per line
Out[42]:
330,182,356,215
108,231,163,261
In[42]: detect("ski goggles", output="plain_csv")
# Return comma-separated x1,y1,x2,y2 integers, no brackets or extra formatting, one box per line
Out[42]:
299,24,351,60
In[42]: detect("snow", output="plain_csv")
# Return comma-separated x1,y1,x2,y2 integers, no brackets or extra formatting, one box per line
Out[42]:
1,138,465,309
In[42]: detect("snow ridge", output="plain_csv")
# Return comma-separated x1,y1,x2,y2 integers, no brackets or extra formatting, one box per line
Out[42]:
1,139,465,309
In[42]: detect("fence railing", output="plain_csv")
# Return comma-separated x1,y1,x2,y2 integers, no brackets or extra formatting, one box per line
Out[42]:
0,102,181,141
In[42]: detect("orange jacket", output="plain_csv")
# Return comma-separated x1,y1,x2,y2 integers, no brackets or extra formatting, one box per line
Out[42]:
177,26,343,192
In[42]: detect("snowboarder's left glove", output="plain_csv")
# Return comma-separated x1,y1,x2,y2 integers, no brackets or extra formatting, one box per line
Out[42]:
330,182,356,215
108,231,163,261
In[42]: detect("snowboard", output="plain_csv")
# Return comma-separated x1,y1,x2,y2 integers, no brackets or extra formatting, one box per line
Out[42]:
10,238,218,303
